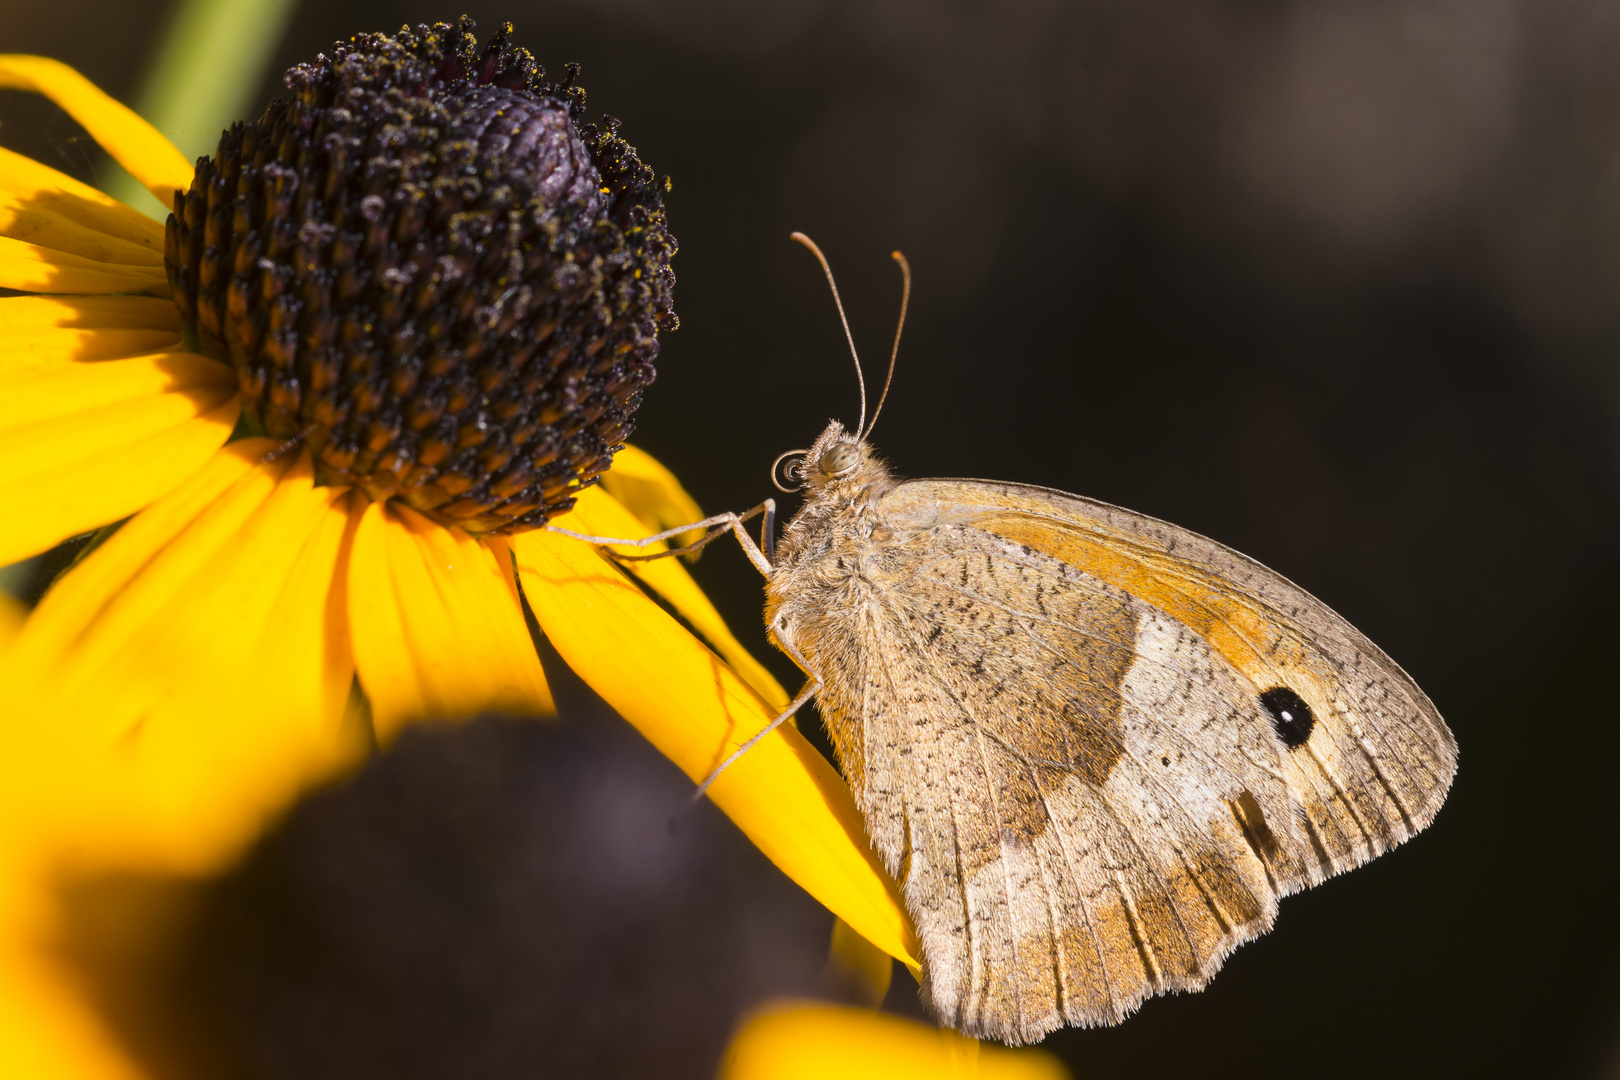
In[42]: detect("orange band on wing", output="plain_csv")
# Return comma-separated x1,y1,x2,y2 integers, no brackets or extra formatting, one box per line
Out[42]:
978,515,1284,687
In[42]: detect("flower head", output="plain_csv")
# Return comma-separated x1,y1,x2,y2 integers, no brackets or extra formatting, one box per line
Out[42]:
169,18,676,533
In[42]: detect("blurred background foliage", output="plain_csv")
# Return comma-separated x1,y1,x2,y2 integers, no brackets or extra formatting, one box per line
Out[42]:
2,0,1618,1076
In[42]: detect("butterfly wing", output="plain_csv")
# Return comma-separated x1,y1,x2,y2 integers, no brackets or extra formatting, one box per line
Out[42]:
812,477,1453,1043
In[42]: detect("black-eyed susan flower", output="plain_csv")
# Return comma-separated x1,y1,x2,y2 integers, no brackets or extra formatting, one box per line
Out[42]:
0,20,919,1074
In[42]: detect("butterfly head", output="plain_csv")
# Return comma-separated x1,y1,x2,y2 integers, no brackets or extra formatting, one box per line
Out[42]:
807,419,866,481
772,420,892,499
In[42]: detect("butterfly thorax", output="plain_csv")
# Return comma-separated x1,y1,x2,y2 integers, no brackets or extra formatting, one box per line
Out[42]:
764,422,909,776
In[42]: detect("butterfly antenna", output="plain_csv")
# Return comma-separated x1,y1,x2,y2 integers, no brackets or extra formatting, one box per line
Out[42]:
790,231,867,436
863,250,910,440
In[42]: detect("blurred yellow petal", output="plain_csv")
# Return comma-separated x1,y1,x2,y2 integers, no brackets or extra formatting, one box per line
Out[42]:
4,446,361,869
720,1003,1070,1080
0,356,239,564
0,235,169,294
558,484,787,708
599,442,706,542
0,590,22,644
348,501,553,742
0,55,193,209
0,295,181,372
0,926,141,1080
0,143,165,257
511,528,919,971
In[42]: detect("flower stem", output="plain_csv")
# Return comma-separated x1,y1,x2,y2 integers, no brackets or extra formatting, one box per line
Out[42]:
106,0,299,218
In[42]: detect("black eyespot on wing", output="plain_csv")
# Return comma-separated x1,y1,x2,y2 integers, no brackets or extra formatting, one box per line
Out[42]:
1259,686,1315,748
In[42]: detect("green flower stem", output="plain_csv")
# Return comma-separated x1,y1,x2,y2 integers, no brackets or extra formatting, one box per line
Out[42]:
107,0,299,218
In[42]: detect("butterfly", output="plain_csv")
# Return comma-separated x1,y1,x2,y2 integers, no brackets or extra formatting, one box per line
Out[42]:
556,234,1456,1045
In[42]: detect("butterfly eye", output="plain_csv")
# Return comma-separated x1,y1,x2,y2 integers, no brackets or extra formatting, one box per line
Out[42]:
822,442,860,475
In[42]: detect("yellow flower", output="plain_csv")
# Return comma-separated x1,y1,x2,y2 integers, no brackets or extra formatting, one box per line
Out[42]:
720,1002,1070,1080
0,25,920,1074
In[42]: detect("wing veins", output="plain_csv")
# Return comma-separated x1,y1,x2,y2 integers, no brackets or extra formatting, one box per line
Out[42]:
1019,753,1118,1022
912,496,1447,765
953,527,1450,806
895,597,1033,1035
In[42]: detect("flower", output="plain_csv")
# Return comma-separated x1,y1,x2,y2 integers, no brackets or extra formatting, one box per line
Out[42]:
720,1002,1070,1080
0,22,919,1073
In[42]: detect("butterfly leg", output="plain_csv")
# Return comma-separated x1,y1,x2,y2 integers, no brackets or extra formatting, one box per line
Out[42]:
545,499,778,576
693,674,821,801
691,631,826,800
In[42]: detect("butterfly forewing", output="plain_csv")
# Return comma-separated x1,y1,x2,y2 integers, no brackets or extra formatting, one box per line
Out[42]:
893,477,1457,865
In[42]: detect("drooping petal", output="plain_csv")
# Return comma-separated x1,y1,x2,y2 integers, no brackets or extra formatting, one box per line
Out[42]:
0,295,181,372
719,1003,1070,1080
0,235,169,294
0,352,238,564
0,591,22,644
2,443,362,870
348,500,553,742
556,485,788,708
598,443,706,543
511,528,919,971
0,145,165,259
825,917,896,1008
0,55,193,208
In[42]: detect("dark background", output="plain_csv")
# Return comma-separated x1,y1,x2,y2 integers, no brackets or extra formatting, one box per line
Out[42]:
5,1,1619,1077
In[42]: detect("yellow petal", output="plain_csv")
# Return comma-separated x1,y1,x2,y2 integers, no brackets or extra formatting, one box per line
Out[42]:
0,56,192,209
1,292,179,330
0,203,162,267
0,354,239,564
0,397,238,567
0,234,168,294
0,144,165,258
5,438,277,680
557,484,788,709
719,1003,1070,1080
599,443,707,543
348,500,553,742
0,295,181,371
3,446,362,869
511,528,919,970
0,350,231,431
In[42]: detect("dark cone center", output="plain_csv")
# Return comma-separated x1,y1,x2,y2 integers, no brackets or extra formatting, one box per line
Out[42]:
164,18,677,534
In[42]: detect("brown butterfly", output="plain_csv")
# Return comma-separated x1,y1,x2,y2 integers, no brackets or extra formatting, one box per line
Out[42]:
557,234,1456,1045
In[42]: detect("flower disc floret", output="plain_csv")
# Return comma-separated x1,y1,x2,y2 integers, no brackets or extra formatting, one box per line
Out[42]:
164,17,678,533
